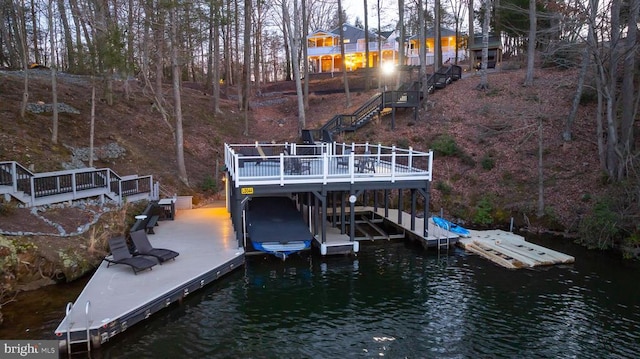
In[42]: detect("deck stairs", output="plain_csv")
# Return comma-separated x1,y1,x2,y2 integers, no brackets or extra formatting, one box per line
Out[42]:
303,65,462,142
0,160,157,208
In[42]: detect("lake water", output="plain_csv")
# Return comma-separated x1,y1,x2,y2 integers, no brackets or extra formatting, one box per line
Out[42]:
2,235,640,358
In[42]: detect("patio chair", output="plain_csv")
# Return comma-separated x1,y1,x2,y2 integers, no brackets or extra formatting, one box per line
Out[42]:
284,149,310,175
358,151,376,173
337,149,353,168
105,236,157,274
130,230,179,263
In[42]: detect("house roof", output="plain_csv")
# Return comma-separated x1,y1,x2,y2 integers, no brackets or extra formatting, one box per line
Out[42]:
468,34,503,50
307,29,338,38
407,27,458,41
328,23,379,42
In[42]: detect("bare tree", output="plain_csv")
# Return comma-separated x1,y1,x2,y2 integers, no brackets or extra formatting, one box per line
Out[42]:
467,0,475,71
523,0,536,86
419,0,429,109
447,0,466,64
242,0,251,136
302,0,309,109
364,0,370,91
337,0,351,107
89,78,96,167
16,0,28,119
171,1,189,186
212,0,222,115
283,0,306,134
434,0,442,68
476,0,490,90
48,0,59,144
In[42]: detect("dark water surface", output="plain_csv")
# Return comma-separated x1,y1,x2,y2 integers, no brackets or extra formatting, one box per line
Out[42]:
2,235,640,358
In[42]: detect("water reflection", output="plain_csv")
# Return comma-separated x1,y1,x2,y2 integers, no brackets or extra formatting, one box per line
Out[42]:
3,235,640,358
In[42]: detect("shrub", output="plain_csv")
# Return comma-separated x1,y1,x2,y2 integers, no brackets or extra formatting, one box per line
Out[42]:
201,175,218,193
473,197,494,225
0,201,17,216
430,134,459,156
576,200,620,250
435,181,452,195
481,154,495,170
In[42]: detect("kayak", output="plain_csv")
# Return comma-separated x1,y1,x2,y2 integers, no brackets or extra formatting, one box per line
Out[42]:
432,216,470,237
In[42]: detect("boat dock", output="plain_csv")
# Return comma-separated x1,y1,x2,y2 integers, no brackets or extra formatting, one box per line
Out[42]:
330,206,574,269
54,206,244,354
458,230,575,269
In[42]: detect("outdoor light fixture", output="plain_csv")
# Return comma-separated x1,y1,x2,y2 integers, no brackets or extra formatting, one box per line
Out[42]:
382,61,395,75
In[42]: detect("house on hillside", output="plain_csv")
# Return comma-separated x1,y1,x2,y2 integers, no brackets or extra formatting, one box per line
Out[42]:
406,28,467,66
307,23,468,73
468,34,503,69
307,23,392,73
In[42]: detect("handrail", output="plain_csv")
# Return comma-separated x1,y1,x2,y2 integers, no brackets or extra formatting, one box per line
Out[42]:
224,142,433,189
85,301,92,354
0,160,154,207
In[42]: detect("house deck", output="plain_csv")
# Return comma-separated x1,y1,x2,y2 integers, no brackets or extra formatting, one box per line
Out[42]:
54,207,244,353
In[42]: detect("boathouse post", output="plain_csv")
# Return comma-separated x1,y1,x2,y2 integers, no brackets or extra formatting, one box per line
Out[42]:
319,189,327,246
341,191,347,234
384,189,389,218
349,191,357,242
397,189,403,225
331,191,338,228
410,189,417,231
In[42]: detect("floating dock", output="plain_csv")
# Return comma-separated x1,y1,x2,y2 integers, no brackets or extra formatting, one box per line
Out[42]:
54,207,244,354
458,229,575,269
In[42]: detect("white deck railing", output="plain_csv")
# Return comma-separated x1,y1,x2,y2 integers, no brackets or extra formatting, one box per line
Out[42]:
0,161,156,207
224,142,433,188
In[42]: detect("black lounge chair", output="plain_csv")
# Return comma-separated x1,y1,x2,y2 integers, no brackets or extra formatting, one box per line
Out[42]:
130,230,179,263
105,236,157,274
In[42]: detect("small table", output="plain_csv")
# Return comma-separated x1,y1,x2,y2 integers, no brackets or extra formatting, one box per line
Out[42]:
158,198,176,220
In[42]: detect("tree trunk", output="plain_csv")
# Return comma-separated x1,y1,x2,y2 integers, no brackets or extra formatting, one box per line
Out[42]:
337,0,351,107
434,0,442,68
619,0,638,179
397,0,405,87
212,0,222,114
419,0,428,110
242,0,251,136
476,0,490,90
89,79,96,167
57,0,74,71
171,2,189,186
49,0,59,144
302,0,309,109
564,45,590,141
467,0,475,71
537,118,544,217
377,0,382,89
523,0,536,86
283,0,305,135
68,0,86,73
605,0,620,179
17,0,28,119
30,0,40,64
364,0,370,92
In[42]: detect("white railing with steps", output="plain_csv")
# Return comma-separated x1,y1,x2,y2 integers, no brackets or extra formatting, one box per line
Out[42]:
0,161,157,207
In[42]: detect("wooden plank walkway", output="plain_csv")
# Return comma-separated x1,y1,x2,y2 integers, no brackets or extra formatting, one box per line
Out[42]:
55,206,244,351
458,229,575,269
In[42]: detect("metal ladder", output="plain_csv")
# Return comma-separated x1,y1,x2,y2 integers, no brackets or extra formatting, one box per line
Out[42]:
64,300,92,356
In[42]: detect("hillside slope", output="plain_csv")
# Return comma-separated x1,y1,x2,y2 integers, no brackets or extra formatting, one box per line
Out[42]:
0,66,600,231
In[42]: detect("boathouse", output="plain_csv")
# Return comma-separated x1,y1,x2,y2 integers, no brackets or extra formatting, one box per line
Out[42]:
223,141,435,256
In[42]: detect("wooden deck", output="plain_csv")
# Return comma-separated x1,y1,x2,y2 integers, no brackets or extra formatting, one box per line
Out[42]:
458,230,575,269
54,206,244,352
